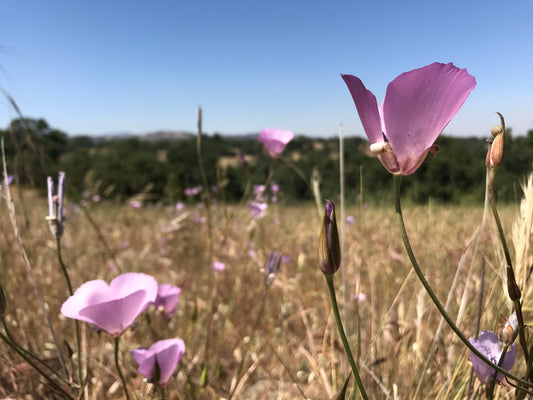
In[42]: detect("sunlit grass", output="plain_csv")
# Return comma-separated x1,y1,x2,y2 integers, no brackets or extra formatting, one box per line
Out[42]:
0,188,524,399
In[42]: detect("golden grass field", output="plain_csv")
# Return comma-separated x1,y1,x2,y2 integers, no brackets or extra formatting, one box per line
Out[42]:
0,178,532,399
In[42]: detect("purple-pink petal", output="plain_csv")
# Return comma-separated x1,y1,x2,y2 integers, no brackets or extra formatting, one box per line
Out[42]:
342,62,475,175
258,129,294,158
60,272,158,336
154,283,182,318
469,331,516,385
130,338,185,387
383,62,476,174
340,74,383,145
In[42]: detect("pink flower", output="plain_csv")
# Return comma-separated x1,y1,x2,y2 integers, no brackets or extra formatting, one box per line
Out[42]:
258,129,294,158
212,261,225,271
60,272,158,336
130,338,185,387
129,200,142,208
469,331,515,385
342,62,476,175
154,283,182,318
248,201,267,219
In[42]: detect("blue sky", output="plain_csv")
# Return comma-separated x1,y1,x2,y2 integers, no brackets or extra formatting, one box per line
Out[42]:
0,0,532,138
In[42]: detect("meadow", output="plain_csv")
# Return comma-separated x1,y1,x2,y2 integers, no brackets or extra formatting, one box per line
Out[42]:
1,171,531,399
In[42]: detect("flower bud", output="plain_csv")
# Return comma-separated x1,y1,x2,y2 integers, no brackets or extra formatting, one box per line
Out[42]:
486,113,505,169
506,266,521,302
0,284,6,317
486,132,504,169
319,201,341,275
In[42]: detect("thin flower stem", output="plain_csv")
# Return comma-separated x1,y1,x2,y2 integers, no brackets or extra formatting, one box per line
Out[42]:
2,317,73,387
114,336,131,400
325,274,369,400
393,175,530,389
0,329,74,399
487,169,529,361
56,238,84,387
487,344,510,399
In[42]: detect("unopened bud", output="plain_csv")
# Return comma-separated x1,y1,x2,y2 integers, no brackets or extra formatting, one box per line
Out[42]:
486,113,505,169
319,201,341,275
486,132,504,168
506,266,521,301
0,284,6,316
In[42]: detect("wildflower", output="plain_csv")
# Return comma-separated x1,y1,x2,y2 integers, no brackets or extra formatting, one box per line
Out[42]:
1,174,13,192
185,186,202,197
46,172,66,238
129,200,142,208
258,129,294,158
318,201,341,275
249,201,268,219
469,330,516,385
264,251,283,288
346,216,355,226
154,284,182,318
253,184,266,200
91,195,101,203
212,261,225,271
61,272,158,336
342,62,476,175
130,338,185,387
270,182,280,194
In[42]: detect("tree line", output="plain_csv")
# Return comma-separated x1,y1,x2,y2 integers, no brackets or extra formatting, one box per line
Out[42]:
1,117,532,205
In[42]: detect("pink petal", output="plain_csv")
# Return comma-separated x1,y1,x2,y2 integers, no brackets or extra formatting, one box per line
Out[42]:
61,280,113,317
60,272,158,336
79,290,148,336
258,129,294,158
341,74,383,144
382,62,476,174
155,340,185,385
131,339,185,386
109,273,158,301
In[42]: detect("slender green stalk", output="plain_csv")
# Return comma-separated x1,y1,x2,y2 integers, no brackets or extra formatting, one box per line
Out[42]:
56,238,84,387
0,329,74,399
195,106,213,256
325,275,369,400
393,175,530,388
487,169,529,361
487,344,511,399
79,204,122,272
114,336,131,400
2,318,72,385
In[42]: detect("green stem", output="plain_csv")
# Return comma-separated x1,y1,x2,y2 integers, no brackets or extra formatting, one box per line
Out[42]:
2,317,71,385
0,328,74,399
487,344,510,399
114,336,131,400
56,238,84,387
487,169,529,361
393,175,530,388
325,274,369,400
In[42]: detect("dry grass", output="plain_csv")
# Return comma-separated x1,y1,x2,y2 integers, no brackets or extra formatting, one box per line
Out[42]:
0,186,530,399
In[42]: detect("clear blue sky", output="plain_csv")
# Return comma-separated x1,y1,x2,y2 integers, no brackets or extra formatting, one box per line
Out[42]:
1,0,532,138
